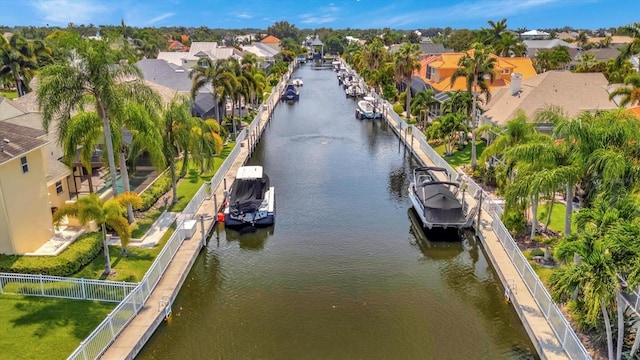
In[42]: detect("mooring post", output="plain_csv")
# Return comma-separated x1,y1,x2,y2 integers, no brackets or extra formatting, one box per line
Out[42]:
476,191,483,235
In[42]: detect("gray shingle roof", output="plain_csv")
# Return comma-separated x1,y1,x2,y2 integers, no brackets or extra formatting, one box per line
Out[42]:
0,121,47,166
136,58,202,93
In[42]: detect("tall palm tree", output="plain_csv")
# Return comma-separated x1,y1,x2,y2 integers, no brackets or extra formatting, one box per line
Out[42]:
410,89,437,128
190,57,237,123
38,33,152,201
451,42,497,167
550,231,621,360
486,18,508,45
0,33,47,97
393,43,422,122
52,192,142,275
609,72,640,107
494,32,527,57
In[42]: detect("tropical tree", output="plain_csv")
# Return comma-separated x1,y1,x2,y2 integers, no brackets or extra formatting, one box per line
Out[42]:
0,33,51,96
38,33,153,202
550,231,621,360
410,89,437,128
52,192,142,275
608,72,640,107
478,110,536,164
425,112,469,156
161,95,217,203
393,42,422,121
493,32,527,57
190,57,238,125
450,42,497,167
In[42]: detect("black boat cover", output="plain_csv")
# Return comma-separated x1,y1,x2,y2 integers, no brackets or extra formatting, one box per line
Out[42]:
229,175,270,215
420,184,466,224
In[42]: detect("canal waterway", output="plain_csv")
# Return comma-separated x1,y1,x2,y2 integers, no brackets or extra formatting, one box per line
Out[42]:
137,64,538,359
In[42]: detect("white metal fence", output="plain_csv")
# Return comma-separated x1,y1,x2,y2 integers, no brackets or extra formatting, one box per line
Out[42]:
0,273,137,302
66,70,292,360
375,94,591,360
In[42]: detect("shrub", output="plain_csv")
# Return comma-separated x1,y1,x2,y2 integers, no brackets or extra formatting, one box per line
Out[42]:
140,173,172,211
0,232,103,276
392,103,404,115
530,248,545,257
502,210,526,235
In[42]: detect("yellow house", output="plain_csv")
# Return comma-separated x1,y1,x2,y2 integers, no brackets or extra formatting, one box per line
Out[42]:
0,121,55,254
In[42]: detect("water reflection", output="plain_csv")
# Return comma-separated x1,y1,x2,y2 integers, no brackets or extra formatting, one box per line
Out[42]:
224,226,275,251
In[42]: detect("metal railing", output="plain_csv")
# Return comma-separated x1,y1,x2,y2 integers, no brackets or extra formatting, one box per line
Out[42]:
0,273,137,303
66,70,290,360
374,93,591,360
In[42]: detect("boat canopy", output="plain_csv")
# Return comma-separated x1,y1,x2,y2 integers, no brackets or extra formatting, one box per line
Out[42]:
229,175,270,214
420,184,465,224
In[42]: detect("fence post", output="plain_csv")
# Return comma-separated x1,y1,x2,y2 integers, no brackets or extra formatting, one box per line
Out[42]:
39,274,45,296
81,278,87,300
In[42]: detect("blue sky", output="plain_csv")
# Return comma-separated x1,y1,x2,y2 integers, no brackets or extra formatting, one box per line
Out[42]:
1,0,638,30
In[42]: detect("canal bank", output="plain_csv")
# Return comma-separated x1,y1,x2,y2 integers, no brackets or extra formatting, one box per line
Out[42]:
375,91,589,359
92,64,296,360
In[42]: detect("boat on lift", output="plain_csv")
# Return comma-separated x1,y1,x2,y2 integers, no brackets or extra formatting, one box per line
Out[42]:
223,166,275,227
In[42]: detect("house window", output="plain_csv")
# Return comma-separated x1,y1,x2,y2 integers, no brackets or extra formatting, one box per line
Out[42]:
55,181,63,195
502,69,510,74
427,66,436,79
20,156,28,173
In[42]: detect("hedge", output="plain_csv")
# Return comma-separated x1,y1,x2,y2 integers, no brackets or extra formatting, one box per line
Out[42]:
140,174,172,211
0,232,103,276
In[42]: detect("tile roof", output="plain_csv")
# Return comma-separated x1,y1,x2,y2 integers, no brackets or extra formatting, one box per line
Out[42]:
483,71,617,125
0,120,47,166
260,35,280,43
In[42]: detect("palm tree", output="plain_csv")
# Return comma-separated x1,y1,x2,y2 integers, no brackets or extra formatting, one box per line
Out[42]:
486,18,508,45
609,72,640,107
52,192,142,275
393,43,422,122
550,231,621,360
190,57,237,124
38,33,151,201
0,33,47,97
451,42,497,167
410,89,437,128
161,95,218,203
478,110,536,164
494,32,527,57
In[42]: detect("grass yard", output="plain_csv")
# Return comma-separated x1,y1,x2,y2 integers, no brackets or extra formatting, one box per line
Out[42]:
0,90,18,99
74,226,175,282
537,201,576,235
0,295,115,360
431,141,487,168
522,249,555,285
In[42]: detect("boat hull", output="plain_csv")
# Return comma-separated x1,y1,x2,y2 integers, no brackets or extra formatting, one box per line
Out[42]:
224,213,275,227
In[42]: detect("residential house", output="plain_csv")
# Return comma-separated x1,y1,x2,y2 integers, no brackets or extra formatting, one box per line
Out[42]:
481,71,617,126
588,36,636,49
555,31,579,42
242,42,280,65
520,30,551,40
260,35,281,52
157,42,237,70
135,58,217,119
412,52,536,117
0,120,55,254
388,43,451,59
523,39,579,59
568,47,620,70
167,39,189,52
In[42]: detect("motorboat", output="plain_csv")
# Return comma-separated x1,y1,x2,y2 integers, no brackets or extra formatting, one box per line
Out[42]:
223,166,275,227
292,77,304,86
345,85,364,98
281,84,299,101
355,96,381,119
408,167,476,230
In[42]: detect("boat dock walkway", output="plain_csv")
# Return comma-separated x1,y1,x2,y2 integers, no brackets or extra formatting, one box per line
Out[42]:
386,119,570,359
99,91,279,360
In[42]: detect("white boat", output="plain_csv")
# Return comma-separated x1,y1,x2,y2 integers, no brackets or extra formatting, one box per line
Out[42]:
292,77,304,86
355,96,381,119
223,166,275,227
345,85,364,98
408,167,476,230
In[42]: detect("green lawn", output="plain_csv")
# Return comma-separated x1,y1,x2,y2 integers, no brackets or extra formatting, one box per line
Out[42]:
0,90,18,99
522,249,555,285
537,201,576,235
74,226,175,282
0,295,115,360
431,141,487,168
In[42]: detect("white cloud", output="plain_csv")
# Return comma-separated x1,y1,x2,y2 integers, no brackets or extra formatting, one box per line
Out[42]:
299,3,340,25
147,12,175,25
32,0,109,25
236,12,254,19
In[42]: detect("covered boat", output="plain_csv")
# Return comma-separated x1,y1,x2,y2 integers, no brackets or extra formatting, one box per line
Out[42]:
292,77,304,86
281,84,299,101
224,166,275,227
408,167,473,230
355,96,381,119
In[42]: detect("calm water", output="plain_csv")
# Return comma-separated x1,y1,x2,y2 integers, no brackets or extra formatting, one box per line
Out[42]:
137,64,537,359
